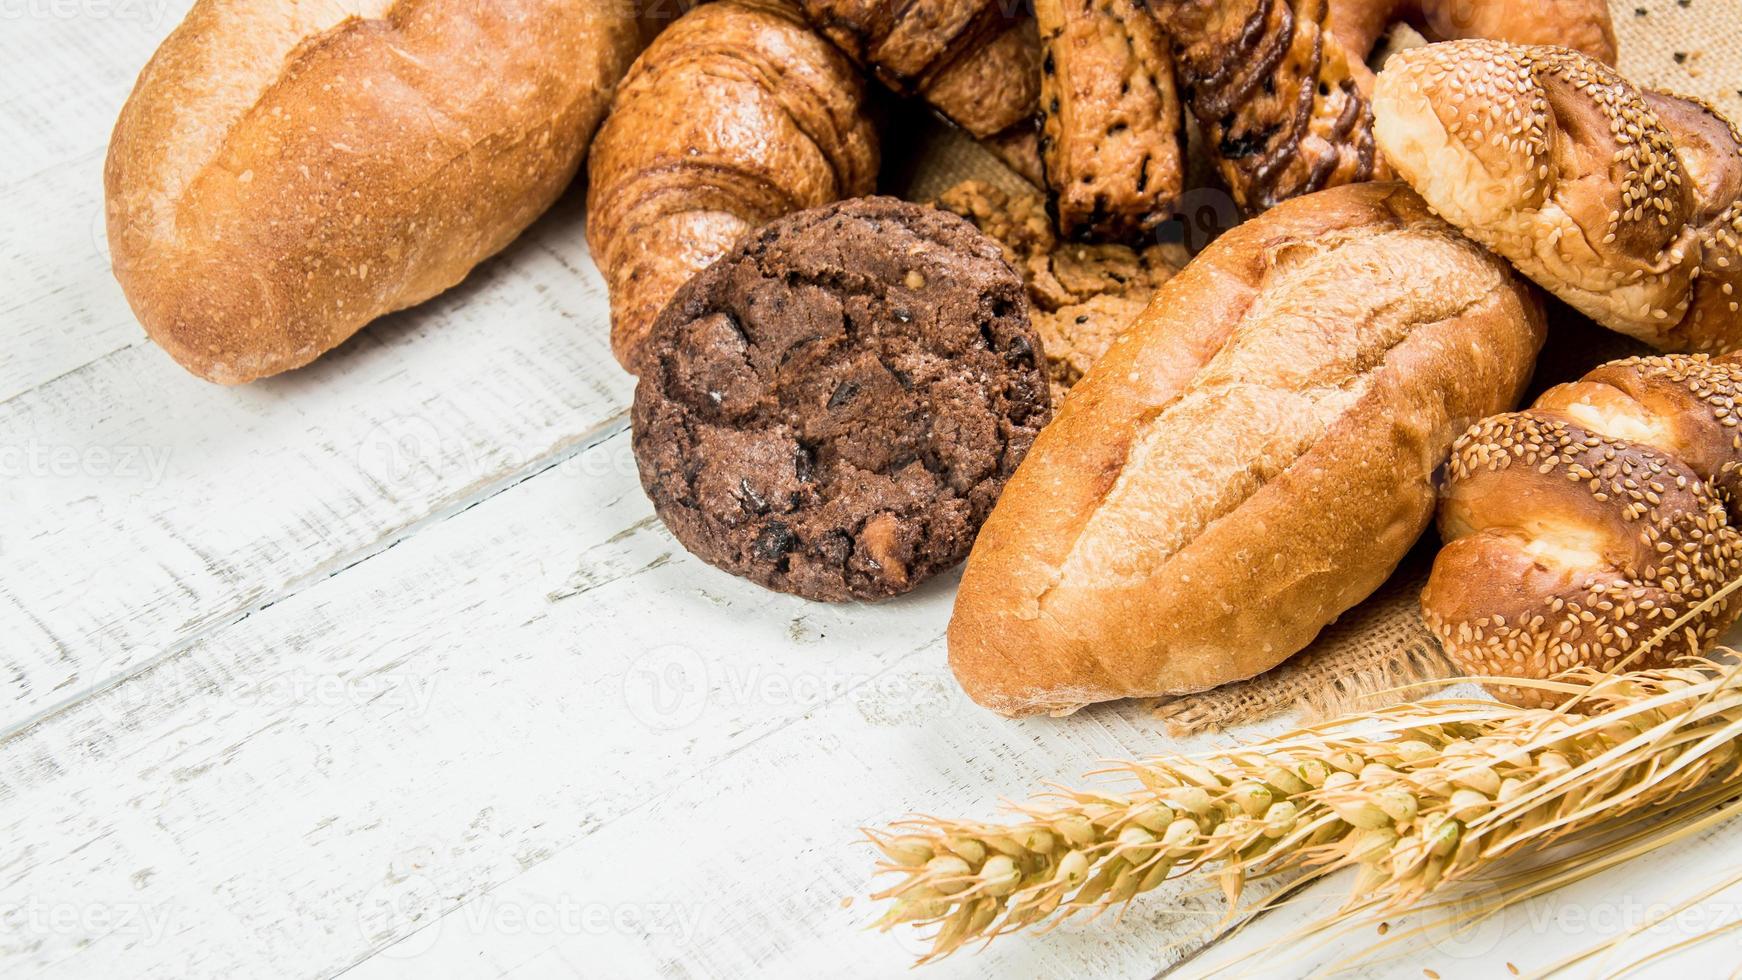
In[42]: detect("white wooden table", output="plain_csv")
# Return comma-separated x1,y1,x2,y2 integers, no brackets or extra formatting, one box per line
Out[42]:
6,5,1742,978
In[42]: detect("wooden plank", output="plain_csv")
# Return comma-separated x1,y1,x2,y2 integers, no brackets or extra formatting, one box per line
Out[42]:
0,2,197,400
0,0,640,745
1186,814,1742,978
0,3,182,185
0,184,633,732
0,152,147,405
0,429,1277,979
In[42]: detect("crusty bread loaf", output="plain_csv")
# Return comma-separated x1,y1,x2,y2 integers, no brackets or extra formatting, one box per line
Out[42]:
1374,40,1742,353
587,0,880,375
1423,353,1742,708
948,182,1545,717
106,0,642,384
1327,0,1616,67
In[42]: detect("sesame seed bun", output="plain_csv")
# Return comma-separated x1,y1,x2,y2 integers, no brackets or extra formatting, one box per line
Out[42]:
1373,39,1742,354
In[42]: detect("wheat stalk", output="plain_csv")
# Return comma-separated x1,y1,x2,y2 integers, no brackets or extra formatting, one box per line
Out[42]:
868,660,1742,965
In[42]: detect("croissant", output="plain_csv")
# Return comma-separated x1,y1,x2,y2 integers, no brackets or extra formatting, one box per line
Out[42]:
1150,0,1616,214
1423,354,1742,708
587,0,879,374
1034,0,1184,241
796,0,1043,182
1375,40,1742,354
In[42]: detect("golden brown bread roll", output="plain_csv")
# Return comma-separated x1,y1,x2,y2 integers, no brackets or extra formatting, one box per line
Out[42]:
1150,0,1616,214
1034,0,1184,241
106,0,643,384
1423,354,1742,709
587,0,879,374
1327,0,1615,67
948,182,1546,717
796,0,1043,182
1375,40,1742,354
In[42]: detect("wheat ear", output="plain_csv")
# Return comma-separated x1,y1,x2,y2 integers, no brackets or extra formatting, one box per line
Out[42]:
868,661,1742,964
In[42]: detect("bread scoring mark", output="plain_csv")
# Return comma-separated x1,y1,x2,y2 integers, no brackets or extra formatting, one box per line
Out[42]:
1044,220,1505,595
117,0,398,241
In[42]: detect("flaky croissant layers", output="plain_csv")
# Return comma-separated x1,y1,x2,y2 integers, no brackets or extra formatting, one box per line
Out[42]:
948,182,1545,718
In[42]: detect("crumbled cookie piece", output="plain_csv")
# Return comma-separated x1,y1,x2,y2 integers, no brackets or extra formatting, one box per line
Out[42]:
938,180,1185,398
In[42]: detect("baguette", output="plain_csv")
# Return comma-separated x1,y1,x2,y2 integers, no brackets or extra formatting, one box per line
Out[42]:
948,182,1545,717
106,0,642,384
587,0,880,374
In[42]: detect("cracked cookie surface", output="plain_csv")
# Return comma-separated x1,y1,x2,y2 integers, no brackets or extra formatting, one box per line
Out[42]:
632,197,1052,602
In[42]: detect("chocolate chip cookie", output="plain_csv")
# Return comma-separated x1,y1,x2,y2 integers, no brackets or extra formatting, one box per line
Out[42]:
632,197,1052,602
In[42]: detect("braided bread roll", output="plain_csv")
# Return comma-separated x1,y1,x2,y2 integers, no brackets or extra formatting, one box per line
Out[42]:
1150,0,1615,214
796,0,1042,182
587,0,879,374
1424,354,1742,707
1375,40,1742,355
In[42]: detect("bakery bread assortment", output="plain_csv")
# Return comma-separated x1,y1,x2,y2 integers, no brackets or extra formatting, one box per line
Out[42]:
1034,0,1184,241
1423,354,1742,707
107,0,1742,715
632,199,1050,601
1151,0,1617,213
1375,40,1742,354
105,0,643,384
949,182,1545,717
587,0,880,374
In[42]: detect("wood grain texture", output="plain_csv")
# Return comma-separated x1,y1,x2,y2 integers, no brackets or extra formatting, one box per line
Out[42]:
0,191,632,735
4,0,1740,977
0,430,1286,978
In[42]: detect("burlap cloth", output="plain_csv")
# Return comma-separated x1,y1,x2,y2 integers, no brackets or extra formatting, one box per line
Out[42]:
888,0,1742,733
